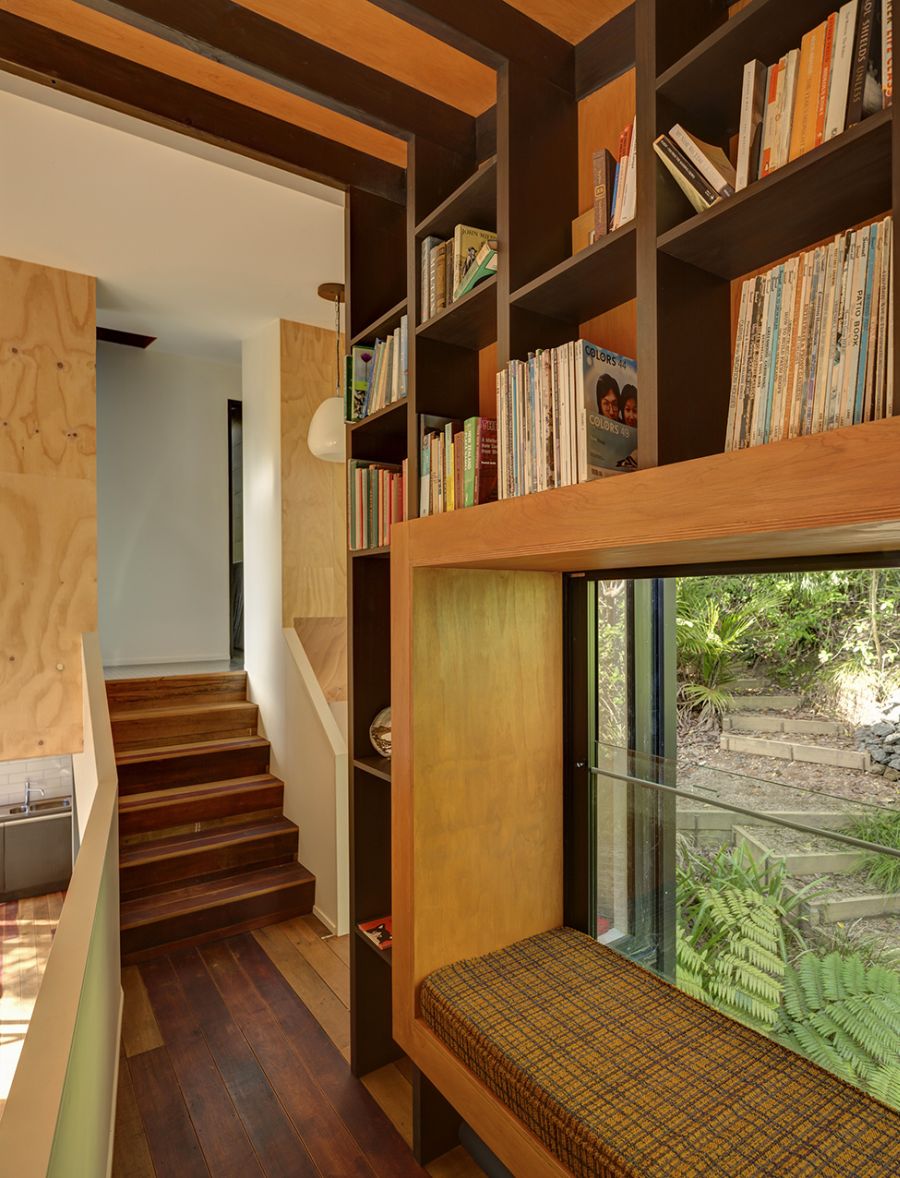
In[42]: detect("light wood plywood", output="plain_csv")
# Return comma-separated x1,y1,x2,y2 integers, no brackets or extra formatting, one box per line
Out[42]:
0,0,406,166
239,0,496,117
293,617,347,702
507,0,631,43
0,256,96,761
408,568,563,988
280,321,347,624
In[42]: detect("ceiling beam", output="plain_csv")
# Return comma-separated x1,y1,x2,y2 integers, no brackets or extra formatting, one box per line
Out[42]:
0,10,405,202
74,0,477,157
367,0,573,92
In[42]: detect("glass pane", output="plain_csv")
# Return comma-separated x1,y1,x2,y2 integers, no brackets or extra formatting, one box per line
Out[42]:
592,742,900,1110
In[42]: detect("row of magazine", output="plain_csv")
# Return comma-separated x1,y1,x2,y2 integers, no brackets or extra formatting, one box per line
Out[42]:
347,459,408,550
727,216,894,451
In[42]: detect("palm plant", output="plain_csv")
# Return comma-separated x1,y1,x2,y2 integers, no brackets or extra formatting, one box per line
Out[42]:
676,584,757,724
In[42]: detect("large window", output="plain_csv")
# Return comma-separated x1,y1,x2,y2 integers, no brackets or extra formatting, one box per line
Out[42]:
572,569,900,1110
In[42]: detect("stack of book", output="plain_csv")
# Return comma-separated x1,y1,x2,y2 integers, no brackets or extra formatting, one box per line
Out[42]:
574,120,637,250
495,341,638,500
345,315,408,422
653,125,736,214
347,459,408,550
736,2,892,191
420,225,497,322
419,415,498,516
727,216,893,451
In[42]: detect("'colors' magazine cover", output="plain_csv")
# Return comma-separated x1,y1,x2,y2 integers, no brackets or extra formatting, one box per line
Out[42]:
575,342,637,476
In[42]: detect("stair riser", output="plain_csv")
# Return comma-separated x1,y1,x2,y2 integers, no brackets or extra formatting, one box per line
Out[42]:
112,705,259,751
119,786,284,837
121,852,296,902
121,878,315,962
107,673,247,712
121,829,299,898
117,745,270,794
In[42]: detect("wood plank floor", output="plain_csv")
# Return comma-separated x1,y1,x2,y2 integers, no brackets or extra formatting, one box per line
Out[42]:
115,914,485,1177
0,892,65,1120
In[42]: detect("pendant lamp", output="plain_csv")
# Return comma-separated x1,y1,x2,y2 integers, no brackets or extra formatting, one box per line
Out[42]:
307,282,346,463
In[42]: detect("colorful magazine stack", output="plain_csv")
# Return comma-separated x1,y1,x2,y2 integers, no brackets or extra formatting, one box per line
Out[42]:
735,3,892,192
419,415,498,516
727,216,893,450
420,225,497,321
345,315,408,423
347,459,408,550
495,342,637,500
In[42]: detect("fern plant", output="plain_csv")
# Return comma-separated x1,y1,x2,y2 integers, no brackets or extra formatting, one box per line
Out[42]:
773,951,900,1110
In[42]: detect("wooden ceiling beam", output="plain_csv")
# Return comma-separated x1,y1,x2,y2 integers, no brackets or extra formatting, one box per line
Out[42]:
74,0,477,156
0,10,405,201
368,0,573,92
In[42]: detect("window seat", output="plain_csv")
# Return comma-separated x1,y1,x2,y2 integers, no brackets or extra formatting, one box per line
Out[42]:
419,927,899,1177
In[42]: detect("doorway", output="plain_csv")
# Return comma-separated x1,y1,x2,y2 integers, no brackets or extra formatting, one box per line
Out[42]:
228,399,244,662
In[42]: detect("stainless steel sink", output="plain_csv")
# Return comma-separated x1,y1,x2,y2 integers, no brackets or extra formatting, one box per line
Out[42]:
1,796,72,821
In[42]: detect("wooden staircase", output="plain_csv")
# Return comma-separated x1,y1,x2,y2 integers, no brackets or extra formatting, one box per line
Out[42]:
108,671,314,963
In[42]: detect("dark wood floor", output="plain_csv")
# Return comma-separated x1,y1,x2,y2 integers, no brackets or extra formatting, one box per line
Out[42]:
114,923,483,1177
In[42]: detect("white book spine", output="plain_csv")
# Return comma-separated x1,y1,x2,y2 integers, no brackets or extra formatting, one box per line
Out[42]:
774,50,800,170
789,252,815,437
618,120,638,227
669,124,733,196
726,280,753,450
566,342,577,484
770,257,798,442
812,240,839,434
823,234,850,430
736,60,766,191
832,231,858,427
825,1,859,138
750,272,775,445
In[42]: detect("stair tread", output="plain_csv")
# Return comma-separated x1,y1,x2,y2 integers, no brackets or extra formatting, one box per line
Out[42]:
120,817,297,865
116,735,269,765
111,701,256,722
118,774,282,810
121,862,315,927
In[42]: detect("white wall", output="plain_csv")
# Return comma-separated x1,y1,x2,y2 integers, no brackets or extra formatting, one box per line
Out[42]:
97,343,241,666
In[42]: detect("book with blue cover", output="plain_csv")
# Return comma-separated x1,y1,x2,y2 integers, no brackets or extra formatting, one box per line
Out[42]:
573,341,638,477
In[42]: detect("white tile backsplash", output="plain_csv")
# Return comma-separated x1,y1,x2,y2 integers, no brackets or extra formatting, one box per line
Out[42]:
0,754,73,805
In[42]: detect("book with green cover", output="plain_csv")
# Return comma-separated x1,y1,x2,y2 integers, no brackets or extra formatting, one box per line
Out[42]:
451,225,496,301
454,240,498,301
346,344,375,421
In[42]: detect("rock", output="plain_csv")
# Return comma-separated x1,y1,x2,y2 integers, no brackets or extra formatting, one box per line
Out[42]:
885,767,900,782
885,731,900,744
869,763,886,775
871,722,894,737
871,748,890,763
890,756,900,770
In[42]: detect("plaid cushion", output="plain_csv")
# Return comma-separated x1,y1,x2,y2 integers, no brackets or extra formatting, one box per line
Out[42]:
420,927,900,1177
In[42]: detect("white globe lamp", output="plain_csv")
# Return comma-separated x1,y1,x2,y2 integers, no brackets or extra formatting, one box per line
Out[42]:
307,282,347,464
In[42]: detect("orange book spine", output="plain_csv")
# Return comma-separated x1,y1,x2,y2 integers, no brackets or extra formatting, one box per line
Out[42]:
760,63,782,177
789,23,826,161
815,13,837,146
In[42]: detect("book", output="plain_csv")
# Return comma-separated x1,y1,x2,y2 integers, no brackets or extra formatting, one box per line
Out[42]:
346,345,376,422
736,59,768,191
826,1,860,138
790,22,827,160
669,125,736,197
610,122,633,229
653,134,719,213
358,916,392,950
451,225,496,302
884,0,894,105
773,49,800,170
592,148,616,237
574,342,638,476
418,414,462,516
420,235,441,321
617,118,638,227
347,461,406,549
815,13,838,146
430,239,449,317
759,61,781,176
462,416,498,507
454,239,498,299
848,0,878,125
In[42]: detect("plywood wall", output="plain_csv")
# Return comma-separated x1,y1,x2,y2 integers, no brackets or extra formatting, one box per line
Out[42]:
0,256,96,759
280,320,347,623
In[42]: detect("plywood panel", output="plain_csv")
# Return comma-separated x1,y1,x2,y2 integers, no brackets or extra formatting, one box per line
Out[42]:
478,343,498,417
0,0,406,166
280,321,347,623
507,0,631,44
0,256,96,761
410,569,563,987
240,0,496,117
0,259,95,479
293,617,347,702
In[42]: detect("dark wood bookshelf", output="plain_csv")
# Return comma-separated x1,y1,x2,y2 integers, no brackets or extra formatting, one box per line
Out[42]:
354,926,393,964
349,545,391,558
353,755,392,782
416,275,498,348
658,110,893,279
415,155,498,239
344,0,899,1100
510,223,636,322
349,296,408,349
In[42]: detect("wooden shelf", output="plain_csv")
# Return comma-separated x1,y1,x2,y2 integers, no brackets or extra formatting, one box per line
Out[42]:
350,297,408,348
402,418,900,574
510,223,636,323
415,156,497,240
349,398,408,435
350,545,391,558
416,275,497,349
657,0,843,134
355,926,392,964
354,755,392,782
657,110,892,280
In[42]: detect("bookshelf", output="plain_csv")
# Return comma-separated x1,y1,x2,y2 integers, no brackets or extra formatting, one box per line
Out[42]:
345,0,897,1115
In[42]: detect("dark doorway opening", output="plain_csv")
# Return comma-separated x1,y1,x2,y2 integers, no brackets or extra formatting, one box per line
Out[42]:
228,399,244,662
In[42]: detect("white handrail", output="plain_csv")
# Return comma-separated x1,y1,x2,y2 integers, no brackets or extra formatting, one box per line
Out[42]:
0,633,121,1177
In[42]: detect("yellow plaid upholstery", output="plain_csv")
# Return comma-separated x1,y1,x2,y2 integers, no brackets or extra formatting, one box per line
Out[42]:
420,927,900,1177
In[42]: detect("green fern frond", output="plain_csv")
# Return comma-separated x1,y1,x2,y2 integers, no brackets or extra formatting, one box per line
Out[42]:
869,1065,900,1109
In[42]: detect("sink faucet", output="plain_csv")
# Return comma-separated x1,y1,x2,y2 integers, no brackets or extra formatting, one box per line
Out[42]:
24,780,46,808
